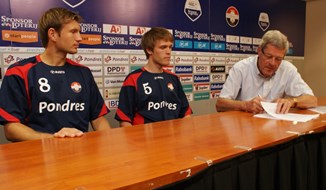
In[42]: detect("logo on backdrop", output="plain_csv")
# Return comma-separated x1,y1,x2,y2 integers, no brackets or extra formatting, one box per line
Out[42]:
62,0,86,8
4,55,14,64
184,0,202,22
258,12,270,31
225,6,239,27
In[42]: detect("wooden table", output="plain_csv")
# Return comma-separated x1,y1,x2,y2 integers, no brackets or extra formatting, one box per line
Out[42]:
1,98,326,190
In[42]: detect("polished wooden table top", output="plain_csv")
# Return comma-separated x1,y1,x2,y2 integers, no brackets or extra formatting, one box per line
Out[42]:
1,98,326,190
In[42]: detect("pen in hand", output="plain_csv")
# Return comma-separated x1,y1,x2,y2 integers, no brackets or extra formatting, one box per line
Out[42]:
257,94,266,102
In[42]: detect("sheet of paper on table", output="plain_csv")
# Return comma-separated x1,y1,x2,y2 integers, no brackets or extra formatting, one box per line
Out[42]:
309,106,326,114
254,102,320,122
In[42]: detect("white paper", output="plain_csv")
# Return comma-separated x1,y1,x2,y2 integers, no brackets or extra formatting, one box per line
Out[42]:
309,106,326,114
254,102,319,122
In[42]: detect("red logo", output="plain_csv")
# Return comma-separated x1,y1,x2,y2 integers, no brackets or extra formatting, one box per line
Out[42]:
226,6,239,27
71,82,82,93
167,83,174,91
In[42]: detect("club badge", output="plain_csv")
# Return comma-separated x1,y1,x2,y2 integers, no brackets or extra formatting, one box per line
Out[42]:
71,82,82,93
184,0,202,22
62,0,86,8
258,12,270,31
226,6,239,28
167,83,174,91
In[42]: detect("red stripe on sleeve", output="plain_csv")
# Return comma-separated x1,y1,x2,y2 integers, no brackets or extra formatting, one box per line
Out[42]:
98,104,109,117
5,63,35,108
116,108,132,123
184,107,193,116
133,112,144,125
0,108,20,122
122,70,142,91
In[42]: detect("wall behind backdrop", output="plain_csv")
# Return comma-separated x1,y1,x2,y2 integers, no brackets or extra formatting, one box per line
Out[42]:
0,0,306,132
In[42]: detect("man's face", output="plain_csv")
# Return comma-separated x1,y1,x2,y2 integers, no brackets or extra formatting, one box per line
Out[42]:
257,44,287,78
148,39,173,67
55,20,82,54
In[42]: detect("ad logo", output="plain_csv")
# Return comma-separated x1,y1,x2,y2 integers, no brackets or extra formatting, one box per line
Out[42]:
107,100,119,109
129,26,151,36
62,0,86,8
2,30,38,43
226,6,239,27
103,24,128,35
175,66,193,74
4,55,14,64
258,12,270,31
80,34,101,45
184,0,202,22
105,66,129,75
194,74,210,83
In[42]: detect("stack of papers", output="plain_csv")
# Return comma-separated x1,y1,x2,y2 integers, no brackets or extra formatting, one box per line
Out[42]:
254,102,320,122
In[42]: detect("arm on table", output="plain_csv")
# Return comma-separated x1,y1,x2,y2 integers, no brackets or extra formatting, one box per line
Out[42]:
4,122,53,142
271,94,317,114
119,121,132,127
294,94,318,109
91,116,111,131
216,97,264,113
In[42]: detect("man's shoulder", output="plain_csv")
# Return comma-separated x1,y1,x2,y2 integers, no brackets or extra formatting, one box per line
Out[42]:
8,56,37,69
233,56,257,69
279,60,297,72
5,56,38,77
66,58,88,68
65,59,93,76
126,68,144,77
163,69,177,76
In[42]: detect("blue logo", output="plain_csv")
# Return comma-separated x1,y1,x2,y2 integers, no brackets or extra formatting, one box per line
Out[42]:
194,41,209,50
175,40,193,49
194,74,210,83
210,83,224,90
211,43,226,50
175,66,193,74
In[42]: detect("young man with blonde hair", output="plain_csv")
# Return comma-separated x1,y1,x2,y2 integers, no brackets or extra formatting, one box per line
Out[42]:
115,27,192,126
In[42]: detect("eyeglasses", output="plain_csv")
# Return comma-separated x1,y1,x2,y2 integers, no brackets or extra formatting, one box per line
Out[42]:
261,49,284,63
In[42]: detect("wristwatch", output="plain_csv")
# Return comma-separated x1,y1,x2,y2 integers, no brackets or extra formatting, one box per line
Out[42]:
292,97,298,108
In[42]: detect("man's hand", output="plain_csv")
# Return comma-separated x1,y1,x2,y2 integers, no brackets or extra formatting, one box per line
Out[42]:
54,127,84,138
244,96,265,114
274,98,293,114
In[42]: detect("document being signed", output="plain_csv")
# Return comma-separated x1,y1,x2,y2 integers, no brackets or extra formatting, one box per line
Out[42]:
254,102,319,122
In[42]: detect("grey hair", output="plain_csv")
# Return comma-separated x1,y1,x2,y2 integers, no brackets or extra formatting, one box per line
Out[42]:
259,30,289,52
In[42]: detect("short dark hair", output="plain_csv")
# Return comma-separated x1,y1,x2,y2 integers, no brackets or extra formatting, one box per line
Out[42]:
38,7,82,48
141,27,174,59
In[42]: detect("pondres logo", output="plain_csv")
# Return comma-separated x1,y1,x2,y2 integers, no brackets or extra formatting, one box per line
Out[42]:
39,100,85,113
148,101,177,111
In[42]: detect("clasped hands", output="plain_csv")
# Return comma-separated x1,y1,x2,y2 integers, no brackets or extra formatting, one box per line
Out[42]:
244,96,294,114
54,127,84,138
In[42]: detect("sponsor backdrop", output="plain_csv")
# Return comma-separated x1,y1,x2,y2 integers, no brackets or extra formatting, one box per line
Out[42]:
0,0,306,109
